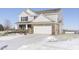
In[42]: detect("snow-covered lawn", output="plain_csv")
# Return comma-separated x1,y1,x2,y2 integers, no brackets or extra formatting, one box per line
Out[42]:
0,34,24,41
47,39,79,50
18,34,79,50
0,34,79,50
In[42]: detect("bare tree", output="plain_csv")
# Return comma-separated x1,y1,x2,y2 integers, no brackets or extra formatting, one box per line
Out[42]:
4,19,11,30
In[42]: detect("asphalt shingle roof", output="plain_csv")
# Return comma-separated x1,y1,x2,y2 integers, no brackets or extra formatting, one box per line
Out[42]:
34,8,61,14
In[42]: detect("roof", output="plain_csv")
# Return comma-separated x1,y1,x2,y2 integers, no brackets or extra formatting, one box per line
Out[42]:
24,9,38,16
21,8,61,16
34,8,61,14
32,14,55,22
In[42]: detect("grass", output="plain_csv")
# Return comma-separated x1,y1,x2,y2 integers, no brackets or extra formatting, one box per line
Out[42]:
0,31,8,36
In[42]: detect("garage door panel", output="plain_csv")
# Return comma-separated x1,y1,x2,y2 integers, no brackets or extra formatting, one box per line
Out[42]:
34,26,52,34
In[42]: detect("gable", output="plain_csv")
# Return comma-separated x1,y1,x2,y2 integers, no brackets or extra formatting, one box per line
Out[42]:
19,11,30,17
32,14,52,22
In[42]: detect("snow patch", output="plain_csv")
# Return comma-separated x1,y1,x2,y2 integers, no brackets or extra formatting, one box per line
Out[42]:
46,36,57,42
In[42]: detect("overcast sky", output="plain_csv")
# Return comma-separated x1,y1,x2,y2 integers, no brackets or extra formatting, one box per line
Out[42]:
0,8,79,29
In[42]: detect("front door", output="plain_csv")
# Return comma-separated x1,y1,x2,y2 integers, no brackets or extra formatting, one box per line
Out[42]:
27,24,33,34
19,25,26,30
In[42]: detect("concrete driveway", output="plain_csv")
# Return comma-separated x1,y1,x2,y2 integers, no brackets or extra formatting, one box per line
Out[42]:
0,34,49,50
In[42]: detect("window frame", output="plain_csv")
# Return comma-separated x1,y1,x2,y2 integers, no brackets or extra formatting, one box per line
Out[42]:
21,17,28,21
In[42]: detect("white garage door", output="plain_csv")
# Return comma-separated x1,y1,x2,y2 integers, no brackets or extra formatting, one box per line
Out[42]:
34,26,52,34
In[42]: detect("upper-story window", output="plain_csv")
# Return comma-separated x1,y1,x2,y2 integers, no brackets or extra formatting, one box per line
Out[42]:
21,17,28,21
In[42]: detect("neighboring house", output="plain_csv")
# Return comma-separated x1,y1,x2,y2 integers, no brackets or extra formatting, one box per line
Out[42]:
16,8,63,35
63,29,79,34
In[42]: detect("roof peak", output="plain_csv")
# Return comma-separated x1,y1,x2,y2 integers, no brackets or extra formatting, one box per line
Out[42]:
23,8,37,16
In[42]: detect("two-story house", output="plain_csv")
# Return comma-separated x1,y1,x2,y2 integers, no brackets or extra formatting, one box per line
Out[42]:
16,8,63,35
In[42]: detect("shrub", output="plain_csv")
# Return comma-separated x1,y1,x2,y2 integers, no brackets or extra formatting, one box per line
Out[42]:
0,24,4,31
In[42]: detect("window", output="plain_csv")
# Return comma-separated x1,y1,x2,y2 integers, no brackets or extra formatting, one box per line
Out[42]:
21,17,28,21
